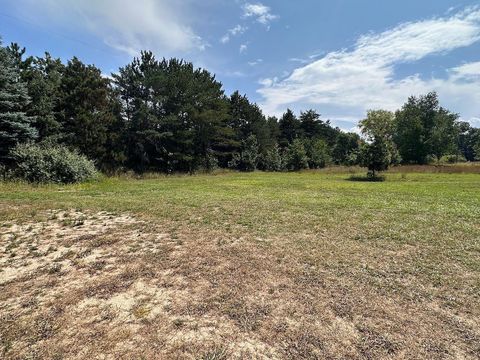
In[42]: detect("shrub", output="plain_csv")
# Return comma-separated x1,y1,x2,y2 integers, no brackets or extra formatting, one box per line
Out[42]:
439,154,467,164
10,143,98,183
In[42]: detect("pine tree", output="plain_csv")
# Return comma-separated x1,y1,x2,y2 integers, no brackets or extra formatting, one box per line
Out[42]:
278,109,299,147
0,44,37,165
285,139,309,171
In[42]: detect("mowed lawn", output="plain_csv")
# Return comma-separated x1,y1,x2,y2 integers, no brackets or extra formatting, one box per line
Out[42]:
1,170,479,359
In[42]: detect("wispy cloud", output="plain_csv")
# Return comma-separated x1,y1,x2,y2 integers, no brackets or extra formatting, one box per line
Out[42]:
243,3,278,26
13,0,206,56
248,59,263,66
258,6,480,124
220,24,248,44
239,44,248,54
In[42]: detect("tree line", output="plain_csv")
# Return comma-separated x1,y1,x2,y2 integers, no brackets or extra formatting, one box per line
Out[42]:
1,38,480,181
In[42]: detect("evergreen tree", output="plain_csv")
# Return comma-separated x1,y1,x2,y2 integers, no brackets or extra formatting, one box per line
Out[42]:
299,109,322,139
285,139,309,171
228,134,259,171
278,109,300,147
259,143,284,171
59,57,115,166
114,52,231,173
0,43,37,165
228,91,271,154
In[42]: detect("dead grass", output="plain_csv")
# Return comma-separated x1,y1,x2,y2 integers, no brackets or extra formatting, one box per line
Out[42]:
0,171,479,359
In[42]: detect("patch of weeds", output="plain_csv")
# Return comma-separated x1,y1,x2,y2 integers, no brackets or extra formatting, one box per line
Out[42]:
46,245,57,254
34,316,56,340
48,213,58,220
172,318,185,328
5,242,18,252
87,260,107,274
73,216,86,227
62,218,74,227
200,346,228,360
47,263,63,275
358,326,398,358
132,304,151,319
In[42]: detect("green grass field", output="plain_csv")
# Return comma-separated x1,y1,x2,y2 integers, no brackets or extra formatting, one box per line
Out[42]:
1,169,479,359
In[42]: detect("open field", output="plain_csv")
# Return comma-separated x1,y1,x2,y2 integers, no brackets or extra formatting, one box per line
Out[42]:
1,169,479,359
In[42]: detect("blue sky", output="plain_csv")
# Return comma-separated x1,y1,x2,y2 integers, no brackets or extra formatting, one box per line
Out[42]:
1,0,480,130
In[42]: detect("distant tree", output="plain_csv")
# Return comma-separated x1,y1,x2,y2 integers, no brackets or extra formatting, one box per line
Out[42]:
23,53,65,140
458,122,480,161
359,138,390,178
278,109,300,147
258,143,284,171
299,109,322,139
285,139,309,171
114,52,231,173
332,132,360,165
266,116,280,144
228,91,271,155
7,44,65,141
0,42,37,166
394,92,459,164
59,57,116,167
228,134,259,171
430,109,460,162
359,110,396,178
360,109,400,164
304,138,330,168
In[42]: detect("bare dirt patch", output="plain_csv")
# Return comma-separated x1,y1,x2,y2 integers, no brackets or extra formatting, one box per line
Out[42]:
1,209,479,359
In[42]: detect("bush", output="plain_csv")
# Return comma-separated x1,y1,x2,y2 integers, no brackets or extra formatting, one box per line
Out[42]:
439,154,467,164
10,143,98,183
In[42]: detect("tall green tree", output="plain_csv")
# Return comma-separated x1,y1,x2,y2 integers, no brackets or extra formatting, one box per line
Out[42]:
59,57,116,166
332,132,360,165
360,109,400,164
228,91,271,155
278,109,300,147
299,109,322,139
304,138,331,169
359,137,391,178
394,92,459,164
0,43,37,165
114,52,231,173
285,139,309,171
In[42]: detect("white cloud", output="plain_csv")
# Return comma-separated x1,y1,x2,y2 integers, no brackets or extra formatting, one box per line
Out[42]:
258,77,278,87
248,59,263,66
243,3,278,26
239,44,248,53
14,0,206,56
258,7,480,125
220,24,248,44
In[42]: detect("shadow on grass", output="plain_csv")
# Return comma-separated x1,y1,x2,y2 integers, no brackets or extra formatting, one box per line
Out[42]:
347,174,386,182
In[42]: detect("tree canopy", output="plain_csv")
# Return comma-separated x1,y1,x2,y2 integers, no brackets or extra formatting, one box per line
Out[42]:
0,38,477,178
